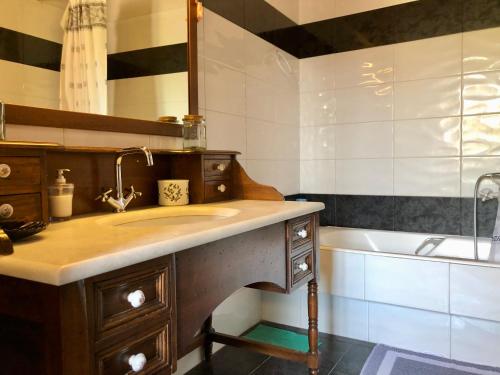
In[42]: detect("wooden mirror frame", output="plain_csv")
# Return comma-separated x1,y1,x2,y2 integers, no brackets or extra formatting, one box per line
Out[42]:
4,0,200,138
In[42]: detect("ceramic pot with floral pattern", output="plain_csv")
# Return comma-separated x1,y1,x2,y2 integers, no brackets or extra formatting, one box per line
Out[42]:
158,180,189,206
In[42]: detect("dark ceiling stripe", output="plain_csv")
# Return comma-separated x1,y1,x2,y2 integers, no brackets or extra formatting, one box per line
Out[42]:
204,0,500,59
0,27,61,71
107,43,188,80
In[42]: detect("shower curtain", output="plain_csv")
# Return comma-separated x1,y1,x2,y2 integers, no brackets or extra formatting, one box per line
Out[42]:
60,0,107,115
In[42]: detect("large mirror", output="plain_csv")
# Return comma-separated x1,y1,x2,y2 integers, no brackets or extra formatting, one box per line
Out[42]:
0,0,194,123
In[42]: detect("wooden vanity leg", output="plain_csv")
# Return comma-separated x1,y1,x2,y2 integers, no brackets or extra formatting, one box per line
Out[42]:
307,279,319,375
203,315,215,362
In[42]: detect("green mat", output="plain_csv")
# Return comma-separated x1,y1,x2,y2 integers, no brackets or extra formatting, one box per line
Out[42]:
243,324,318,353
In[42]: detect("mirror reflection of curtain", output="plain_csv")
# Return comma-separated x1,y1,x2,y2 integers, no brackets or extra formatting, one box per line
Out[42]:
60,0,107,115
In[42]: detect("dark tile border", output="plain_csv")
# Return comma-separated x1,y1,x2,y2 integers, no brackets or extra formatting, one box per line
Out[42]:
286,194,499,237
204,0,500,59
107,43,188,80
0,27,188,79
0,27,61,71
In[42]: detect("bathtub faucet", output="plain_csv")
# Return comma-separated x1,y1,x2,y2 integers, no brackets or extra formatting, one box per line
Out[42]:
473,173,500,260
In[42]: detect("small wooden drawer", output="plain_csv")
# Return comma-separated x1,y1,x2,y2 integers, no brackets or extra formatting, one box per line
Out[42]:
204,180,232,202
203,159,232,180
0,193,42,222
96,323,172,375
288,216,314,254
93,266,170,339
290,248,314,287
0,157,41,195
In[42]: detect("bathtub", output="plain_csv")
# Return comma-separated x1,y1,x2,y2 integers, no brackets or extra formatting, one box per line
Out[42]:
320,226,499,264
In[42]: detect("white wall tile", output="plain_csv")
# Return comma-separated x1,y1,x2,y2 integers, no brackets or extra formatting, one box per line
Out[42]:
262,290,305,328
300,126,336,160
461,157,500,197
205,60,246,116
395,117,461,157
450,264,500,322
300,55,335,93
150,136,182,150
335,122,393,159
395,77,462,119
246,120,299,160
318,294,369,341
244,32,299,91
205,111,246,157
299,0,335,24
365,256,449,312
246,76,276,122
394,158,461,197
204,9,245,70
246,160,299,196
274,88,300,126
108,7,186,54
63,129,151,148
320,249,364,299
394,34,462,81
334,46,394,89
6,124,64,144
451,316,500,367
369,303,451,357
265,0,299,24
213,288,262,336
463,71,500,115
333,0,417,18
300,91,336,126
463,27,500,74
336,159,393,195
336,84,393,124
463,114,500,156
300,160,335,194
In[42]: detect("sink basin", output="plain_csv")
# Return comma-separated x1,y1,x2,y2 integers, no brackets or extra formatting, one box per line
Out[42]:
96,206,240,228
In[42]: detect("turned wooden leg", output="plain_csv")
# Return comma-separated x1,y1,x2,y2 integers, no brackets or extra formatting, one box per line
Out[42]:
307,279,319,375
203,315,214,362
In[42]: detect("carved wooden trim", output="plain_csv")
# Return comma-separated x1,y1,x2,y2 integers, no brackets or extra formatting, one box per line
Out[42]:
233,161,284,201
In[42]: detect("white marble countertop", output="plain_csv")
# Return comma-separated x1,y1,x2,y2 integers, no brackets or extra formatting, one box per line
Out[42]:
0,200,324,286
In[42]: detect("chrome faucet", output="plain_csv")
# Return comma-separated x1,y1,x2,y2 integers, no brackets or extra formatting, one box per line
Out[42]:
0,101,6,141
473,173,500,260
96,147,154,212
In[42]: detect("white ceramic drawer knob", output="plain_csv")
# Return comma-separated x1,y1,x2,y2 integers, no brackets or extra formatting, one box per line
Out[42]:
0,204,14,219
217,184,226,193
0,164,11,178
216,163,226,172
127,290,146,308
296,229,308,239
298,262,309,272
128,353,147,372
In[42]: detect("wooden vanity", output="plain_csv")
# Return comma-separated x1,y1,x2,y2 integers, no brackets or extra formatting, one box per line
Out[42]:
0,145,322,375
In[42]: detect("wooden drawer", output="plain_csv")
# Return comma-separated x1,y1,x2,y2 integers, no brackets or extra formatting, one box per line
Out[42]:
0,193,42,222
288,215,314,255
204,180,232,203
93,265,171,339
203,159,232,180
0,157,41,195
290,248,314,288
96,323,172,375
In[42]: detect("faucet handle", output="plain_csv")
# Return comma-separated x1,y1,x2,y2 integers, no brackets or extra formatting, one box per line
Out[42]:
479,188,498,202
96,188,113,202
128,185,142,198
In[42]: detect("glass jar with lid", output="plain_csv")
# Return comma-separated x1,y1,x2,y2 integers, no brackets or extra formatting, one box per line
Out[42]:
182,114,207,150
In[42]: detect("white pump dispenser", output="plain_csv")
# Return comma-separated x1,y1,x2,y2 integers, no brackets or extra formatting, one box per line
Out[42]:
48,169,74,219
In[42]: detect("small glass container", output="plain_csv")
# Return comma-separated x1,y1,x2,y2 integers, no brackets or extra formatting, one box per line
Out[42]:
182,114,206,150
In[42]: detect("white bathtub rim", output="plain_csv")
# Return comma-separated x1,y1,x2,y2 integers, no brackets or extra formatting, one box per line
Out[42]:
320,226,500,269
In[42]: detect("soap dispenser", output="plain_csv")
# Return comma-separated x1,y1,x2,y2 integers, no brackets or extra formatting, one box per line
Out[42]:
48,169,74,220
